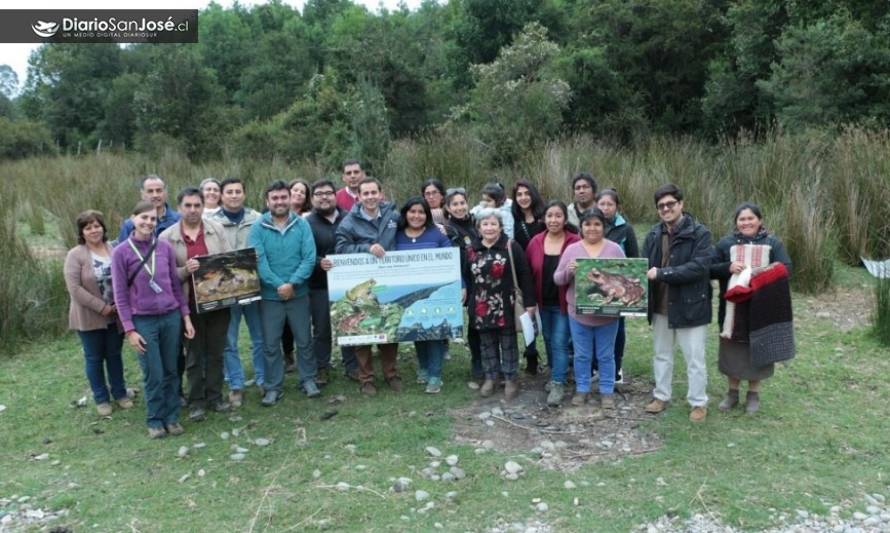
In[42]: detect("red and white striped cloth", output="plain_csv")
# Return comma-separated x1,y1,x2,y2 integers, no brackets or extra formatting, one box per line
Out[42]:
721,244,772,339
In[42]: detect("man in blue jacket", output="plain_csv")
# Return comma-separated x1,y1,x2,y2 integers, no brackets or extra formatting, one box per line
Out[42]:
334,177,401,396
249,181,319,406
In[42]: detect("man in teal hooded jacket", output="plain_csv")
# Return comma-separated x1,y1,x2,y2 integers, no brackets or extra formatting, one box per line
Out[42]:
249,180,319,406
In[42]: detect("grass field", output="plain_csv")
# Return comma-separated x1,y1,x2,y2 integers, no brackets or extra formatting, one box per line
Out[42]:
1,263,887,532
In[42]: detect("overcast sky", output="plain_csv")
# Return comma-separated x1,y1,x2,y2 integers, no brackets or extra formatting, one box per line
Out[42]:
0,0,424,94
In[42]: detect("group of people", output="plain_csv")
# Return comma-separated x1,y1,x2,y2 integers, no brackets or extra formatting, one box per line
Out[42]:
63,159,793,439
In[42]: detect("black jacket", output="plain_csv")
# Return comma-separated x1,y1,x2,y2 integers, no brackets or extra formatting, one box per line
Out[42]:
709,229,792,326
306,208,346,290
642,213,713,328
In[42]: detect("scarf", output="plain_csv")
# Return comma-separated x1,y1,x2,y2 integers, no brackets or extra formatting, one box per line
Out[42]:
720,243,772,339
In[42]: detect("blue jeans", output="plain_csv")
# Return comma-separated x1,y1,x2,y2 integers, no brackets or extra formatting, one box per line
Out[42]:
77,324,126,404
260,295,315,393
223,301,265,390
133,311,182,429
540,306,570,384
569,318,619,394
415,339,447,381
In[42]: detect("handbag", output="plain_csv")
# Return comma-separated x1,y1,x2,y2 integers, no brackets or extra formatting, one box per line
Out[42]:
505,239,525,329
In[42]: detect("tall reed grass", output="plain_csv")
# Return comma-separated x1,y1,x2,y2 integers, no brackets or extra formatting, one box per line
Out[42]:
2,127,888,353
0,191,68,354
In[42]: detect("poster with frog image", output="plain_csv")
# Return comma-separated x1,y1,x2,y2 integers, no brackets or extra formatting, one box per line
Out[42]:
574,258,649,317
192,248,261,313
328,249,464,345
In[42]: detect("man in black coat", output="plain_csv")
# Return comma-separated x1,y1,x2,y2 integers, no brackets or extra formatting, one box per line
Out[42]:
642,184,712,422
306,179,357,384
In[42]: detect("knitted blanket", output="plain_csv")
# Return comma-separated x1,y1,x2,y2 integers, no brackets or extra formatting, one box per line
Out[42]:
720,244,771,338
725,262,795,367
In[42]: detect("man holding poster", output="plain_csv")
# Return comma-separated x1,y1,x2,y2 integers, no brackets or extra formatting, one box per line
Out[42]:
249,181,319,406
334,177,402,396
160,187,232,421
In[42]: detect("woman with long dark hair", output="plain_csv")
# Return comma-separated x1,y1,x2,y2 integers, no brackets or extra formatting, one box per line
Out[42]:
395,196,455,393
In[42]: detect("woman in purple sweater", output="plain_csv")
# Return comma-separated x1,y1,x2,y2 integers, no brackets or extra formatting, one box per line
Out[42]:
395,196,455,393
554,208,625,412
112,201,194,439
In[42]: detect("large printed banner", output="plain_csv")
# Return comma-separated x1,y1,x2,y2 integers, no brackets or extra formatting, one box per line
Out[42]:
328,249,464,346
574,258,649,317
191,248,261,313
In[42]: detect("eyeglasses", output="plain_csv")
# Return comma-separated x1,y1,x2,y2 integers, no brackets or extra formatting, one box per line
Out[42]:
313,190,335,197
656,200,679,211
445,187,466,196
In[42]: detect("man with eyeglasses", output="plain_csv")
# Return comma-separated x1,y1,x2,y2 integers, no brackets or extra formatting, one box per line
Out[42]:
306,179,358,383
642,183,713,422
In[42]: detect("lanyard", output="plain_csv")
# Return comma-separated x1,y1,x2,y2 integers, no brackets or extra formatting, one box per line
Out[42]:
127,238,156,280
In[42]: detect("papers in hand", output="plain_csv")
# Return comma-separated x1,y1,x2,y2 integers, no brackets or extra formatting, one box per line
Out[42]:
518,310,541,347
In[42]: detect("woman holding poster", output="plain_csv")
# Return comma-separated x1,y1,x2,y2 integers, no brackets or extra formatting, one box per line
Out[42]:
554,208,626,412
463,208,536,401
395,196,455,394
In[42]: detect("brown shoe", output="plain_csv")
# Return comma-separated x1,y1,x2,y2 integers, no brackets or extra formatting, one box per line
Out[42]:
166,422,185,436
571,392,589,406
644,398,668,414
229,390,243,408
116,397,134,409
386,377,402,393
479,379,495,397
360,382,377,396
316,367,330,386
96,402,112,416
504,379,519,401
689,406,707,422
600,394,615,412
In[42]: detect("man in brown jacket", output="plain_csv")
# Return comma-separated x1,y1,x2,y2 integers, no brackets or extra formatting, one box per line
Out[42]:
161,187,232,422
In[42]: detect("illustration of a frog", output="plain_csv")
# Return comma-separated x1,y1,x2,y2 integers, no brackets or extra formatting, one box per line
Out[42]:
345,279,379,305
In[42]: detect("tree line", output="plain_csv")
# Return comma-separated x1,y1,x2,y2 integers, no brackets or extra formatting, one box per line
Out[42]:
1,0,889,165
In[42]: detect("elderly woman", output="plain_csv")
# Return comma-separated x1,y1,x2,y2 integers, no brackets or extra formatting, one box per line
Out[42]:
200,178,222,216
64,210,133,417
396,196,456,393
525,201,580,406
554,208,626,411
710,202,792,414
112,201,195,439
463,208,536,400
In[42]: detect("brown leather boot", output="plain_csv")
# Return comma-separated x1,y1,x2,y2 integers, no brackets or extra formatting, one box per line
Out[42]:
504,379,519,401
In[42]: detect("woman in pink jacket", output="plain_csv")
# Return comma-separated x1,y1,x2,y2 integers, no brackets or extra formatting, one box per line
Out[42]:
554,208,626,412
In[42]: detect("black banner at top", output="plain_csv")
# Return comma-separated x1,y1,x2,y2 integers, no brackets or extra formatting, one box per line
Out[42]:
0,10,198,43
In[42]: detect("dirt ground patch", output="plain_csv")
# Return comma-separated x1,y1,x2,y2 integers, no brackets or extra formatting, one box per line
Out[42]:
799,285,874,332
450,373,663,471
